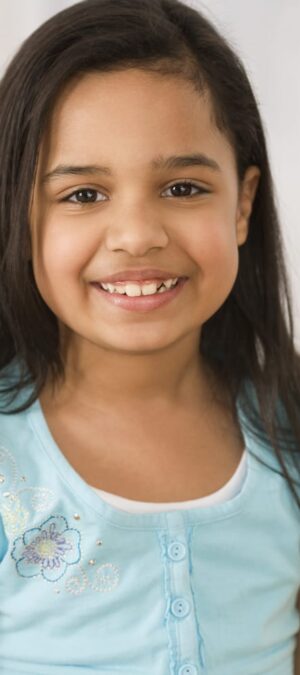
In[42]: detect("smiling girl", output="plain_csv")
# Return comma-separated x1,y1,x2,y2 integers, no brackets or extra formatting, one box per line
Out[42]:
0,1,299,674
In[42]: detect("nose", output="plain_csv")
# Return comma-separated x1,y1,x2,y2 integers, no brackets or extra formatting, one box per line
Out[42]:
104,202,169,256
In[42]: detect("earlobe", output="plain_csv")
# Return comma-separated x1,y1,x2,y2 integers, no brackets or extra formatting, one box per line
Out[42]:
236,165,261,245
236,216,249,246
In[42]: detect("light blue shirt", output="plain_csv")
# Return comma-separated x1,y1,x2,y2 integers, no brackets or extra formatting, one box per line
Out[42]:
0,358,299,674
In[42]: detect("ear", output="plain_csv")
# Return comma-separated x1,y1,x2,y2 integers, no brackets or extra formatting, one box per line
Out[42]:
236,165,261,245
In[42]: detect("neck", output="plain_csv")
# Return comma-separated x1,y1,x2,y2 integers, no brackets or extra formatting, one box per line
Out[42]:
46,329,226,416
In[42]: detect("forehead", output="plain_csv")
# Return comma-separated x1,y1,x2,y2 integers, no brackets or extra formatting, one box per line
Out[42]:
39,69,236,174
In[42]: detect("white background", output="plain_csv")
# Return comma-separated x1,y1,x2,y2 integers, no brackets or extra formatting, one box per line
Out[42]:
1,0,299,347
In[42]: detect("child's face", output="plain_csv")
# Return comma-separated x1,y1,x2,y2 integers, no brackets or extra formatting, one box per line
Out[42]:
30,69,260,356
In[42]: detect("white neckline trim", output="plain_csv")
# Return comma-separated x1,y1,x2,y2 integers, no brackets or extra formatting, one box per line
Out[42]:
91,448,247,513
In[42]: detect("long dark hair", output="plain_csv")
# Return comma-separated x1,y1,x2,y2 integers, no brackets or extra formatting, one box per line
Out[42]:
0,0,299,507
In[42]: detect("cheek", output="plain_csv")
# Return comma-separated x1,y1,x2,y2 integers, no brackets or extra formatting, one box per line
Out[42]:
183,212,238,273
36,216,88,279
31,221,88,317
184,215,239,321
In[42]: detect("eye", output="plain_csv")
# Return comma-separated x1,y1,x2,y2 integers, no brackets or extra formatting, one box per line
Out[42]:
162,181,210,198
61,181,210,205
62,188,105,204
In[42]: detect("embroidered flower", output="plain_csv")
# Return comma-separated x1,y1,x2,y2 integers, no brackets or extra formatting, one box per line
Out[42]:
11,515,81,582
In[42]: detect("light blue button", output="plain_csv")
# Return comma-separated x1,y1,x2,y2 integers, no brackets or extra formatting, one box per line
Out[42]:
170,597,190,618
178,665,198,675
167,541,186,561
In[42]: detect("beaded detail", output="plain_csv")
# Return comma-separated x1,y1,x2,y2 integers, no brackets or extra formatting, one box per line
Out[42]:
0,445,121,595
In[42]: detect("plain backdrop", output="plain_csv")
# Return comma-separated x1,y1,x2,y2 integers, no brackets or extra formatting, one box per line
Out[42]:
1,0,299,348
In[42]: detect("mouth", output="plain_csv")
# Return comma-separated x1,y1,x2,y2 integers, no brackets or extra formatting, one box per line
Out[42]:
90,277,188,313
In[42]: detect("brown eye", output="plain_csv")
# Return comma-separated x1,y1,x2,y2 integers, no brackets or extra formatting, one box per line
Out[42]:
63,189,105,203
163,182,209,198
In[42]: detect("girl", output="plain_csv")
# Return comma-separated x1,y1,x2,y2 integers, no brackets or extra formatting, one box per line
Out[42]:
0,0,299,673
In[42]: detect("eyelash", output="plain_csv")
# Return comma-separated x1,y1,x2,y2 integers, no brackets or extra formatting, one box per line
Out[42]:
60,181,210,205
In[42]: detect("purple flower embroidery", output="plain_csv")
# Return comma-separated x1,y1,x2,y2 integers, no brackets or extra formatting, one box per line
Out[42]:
11,515,81,582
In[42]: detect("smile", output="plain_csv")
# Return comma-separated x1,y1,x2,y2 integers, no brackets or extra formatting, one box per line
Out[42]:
90,277,188,312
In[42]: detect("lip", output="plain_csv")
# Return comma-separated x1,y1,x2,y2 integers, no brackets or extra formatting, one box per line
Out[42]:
93,268,188,283
90,277,188,312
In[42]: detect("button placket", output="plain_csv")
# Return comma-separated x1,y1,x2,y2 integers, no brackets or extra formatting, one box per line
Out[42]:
162,513,205,672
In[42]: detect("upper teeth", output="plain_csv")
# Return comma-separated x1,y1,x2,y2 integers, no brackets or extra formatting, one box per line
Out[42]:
100,277,179,296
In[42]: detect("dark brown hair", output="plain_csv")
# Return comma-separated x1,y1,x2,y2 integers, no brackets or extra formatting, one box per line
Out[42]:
0,0,299,506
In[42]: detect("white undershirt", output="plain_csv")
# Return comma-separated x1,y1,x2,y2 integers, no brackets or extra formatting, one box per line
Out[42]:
90,448,247,513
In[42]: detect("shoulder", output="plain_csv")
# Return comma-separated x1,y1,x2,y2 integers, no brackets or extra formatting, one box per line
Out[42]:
236,380,300,537
0,358,35,430
237,378,300,477
0,358,38,537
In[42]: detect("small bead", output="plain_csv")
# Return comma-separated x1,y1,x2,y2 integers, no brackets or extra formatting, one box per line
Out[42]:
3,492,10,497
55,588,60,594
96,540,103,546
20,476,27,481
0,474,5,483
73,514,81,520
89,559,96,566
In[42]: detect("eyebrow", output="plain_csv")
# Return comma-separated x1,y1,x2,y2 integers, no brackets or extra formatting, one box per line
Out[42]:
41,153,221,182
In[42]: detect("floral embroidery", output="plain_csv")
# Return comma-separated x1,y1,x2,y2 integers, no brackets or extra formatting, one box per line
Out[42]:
11,515,81,582
27,487,57,512
90,562,120,592
0,446,18,493
1,494,29,537
65,561,120,595
65,564,89,594
0,445,121,594
0,446,55,536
